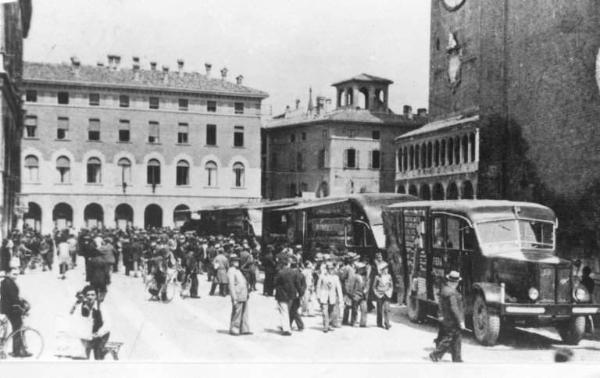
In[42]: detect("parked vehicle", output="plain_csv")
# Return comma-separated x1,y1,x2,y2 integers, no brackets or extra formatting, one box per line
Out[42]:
383,200,600,346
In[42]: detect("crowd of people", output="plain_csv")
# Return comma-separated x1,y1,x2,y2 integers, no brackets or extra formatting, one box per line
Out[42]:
0,224,421,359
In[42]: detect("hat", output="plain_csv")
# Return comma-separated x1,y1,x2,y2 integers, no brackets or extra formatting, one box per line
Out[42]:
355,262,366,270
229,255,240,262
377,262,389,271
325,262,335,270
345,252,360,262
295,244,302,250
446,270,461,282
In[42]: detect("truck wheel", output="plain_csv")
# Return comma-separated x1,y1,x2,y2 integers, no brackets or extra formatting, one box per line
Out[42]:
557,316,585,345
407,294,424,323
472,295,500,346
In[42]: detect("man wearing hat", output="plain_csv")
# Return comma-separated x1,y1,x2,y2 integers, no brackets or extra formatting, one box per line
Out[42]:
372,261,393,329
316,261,343,332
227,255,251,336
429,270,465,363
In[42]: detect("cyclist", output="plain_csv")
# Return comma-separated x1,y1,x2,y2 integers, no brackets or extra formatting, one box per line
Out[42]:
0,267,31,357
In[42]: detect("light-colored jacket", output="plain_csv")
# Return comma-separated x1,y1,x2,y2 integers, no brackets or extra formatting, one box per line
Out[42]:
228,267,249,303
316,272,343,305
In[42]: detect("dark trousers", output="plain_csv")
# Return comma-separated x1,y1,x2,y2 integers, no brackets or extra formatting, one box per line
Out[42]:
85,332,110,360
344,299,367,326
376,297,390,327
209,282,228,296
289,297,304,330
59,262,69,275
42,253,53,270
113,251,120,272
431,327,462,362
342,298,353,325
185,271,199,297
263,271,274,295
8,316,23,355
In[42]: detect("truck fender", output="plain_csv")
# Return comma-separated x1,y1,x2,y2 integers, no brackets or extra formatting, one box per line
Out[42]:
472,282,503,309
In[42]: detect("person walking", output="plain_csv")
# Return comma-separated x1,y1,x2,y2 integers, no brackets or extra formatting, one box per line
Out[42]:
261,246,276,296
183,245,200,298
227,255,251,336
289,257,306,331
57,236,70,279
372,262,393,329
316,262,343,333
300,261,316,316
274,258,300,336
429,271,465,363
210,248,229,296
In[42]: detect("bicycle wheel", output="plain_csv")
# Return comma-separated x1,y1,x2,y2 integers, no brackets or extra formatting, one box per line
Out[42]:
2,327,44,360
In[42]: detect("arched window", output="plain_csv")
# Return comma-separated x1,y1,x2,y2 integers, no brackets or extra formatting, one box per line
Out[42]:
448,138,454,165
24,155,39,182
409,146,415,170
462,135,469,163
87,157,102,183
415,145,420,169
427,142,433,168
397,150,402,172
56,156,71,183
470,132,476,162
440,140,446,166
176,160,190,186
434,141,440,167
403,147,408,171
233,162,245,188
205,161,217,187
147,159,161,185
454,136,460,164
118,158,131,185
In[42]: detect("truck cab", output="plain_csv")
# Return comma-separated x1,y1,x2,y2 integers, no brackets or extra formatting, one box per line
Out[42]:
383,200,599,346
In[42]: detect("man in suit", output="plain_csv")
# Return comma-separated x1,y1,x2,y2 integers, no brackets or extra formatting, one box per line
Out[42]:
72,285,111,360
227,255,251,336
0,268,31,357
274,258,300,336
316,262,344,333
429,271,465,363
210,248,229,296
289,257,306,331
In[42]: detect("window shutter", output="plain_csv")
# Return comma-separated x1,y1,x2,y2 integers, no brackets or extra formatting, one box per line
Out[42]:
356,150,360,169
344,149,348,168
369,150,373,169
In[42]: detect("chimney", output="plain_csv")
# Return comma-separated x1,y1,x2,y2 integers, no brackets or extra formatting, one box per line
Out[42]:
316,96,326,114
96,61,104,67
220,67,228,80
113,55,121,70
205,63,212,77
236,75,243,85
403,105,413,119
107,54,114,69
150,61,157,71
417,108,427,117
295,99,300,110
70,56,81,76
177,59,184,77
162,65,170,84
132,56,140,69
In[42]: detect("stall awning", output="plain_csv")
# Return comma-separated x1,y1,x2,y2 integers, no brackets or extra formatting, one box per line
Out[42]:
272,198,348,212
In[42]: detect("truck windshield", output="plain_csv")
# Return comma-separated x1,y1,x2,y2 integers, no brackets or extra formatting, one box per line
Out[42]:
477,219,554,253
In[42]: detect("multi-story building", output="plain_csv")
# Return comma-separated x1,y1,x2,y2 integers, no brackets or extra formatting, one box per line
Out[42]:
395,0,600,256
264,74,426,200
0,0,31,239
20,56,267,232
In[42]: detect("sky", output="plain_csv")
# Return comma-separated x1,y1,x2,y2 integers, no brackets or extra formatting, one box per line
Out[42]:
24,0,431,116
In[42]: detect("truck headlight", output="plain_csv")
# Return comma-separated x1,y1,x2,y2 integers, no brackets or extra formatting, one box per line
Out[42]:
528,287,539,301
574,286,590,303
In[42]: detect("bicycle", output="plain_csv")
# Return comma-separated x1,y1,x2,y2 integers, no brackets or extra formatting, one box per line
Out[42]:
0,306,44,360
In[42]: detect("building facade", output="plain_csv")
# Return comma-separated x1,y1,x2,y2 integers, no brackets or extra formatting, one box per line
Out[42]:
264,74,426,200
21,56,267,232
396,0,600,256
0,0,31,239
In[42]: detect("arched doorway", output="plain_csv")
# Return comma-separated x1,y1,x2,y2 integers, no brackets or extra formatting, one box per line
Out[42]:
53,203,73,230
462,181,474,199
173,204,190,228
397,185,406,194
408,184,418,196
420,184,431,200
317,181,329,198
447,182,459,200
24,202,42,232
432,183,445,200
115,204,134,230
84,203,104,229
144,204,163,229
